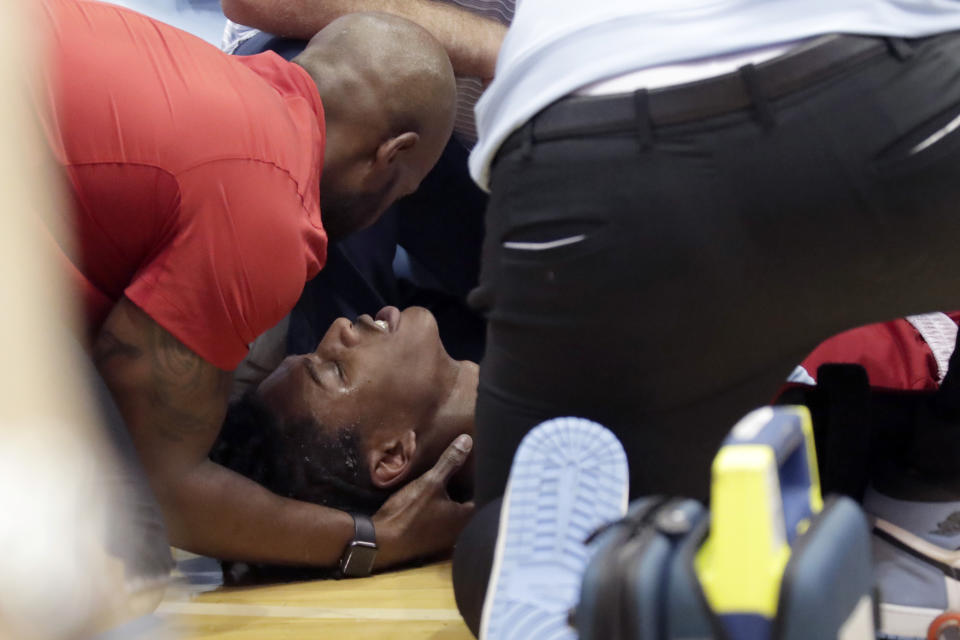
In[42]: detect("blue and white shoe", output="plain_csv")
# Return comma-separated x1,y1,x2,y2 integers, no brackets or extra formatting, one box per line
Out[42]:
865,486,960,639
479,417,629,640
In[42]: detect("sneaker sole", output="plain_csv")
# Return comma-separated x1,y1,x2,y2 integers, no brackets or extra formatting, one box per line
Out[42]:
479,417,629,640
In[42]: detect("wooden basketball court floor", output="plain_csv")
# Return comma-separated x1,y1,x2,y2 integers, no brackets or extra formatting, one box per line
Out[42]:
140,550,474,639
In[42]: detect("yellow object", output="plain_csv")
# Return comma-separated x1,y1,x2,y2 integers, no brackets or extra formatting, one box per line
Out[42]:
695,406,823,619
798,406,824,515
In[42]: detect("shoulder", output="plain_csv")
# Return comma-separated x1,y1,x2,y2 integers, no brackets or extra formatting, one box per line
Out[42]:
135,159,325,362
178,156,317,221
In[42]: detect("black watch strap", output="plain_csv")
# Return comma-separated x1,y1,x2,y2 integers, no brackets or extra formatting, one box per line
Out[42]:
338,513,377,578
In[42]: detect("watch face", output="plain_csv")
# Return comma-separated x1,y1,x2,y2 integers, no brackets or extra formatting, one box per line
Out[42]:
341,541,377,577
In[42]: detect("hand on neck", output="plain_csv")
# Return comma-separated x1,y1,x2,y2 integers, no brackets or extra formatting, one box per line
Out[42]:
418,360,479,498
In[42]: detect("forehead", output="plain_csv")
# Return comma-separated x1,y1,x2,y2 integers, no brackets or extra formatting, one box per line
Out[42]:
257,354,368,431
257,355,306,399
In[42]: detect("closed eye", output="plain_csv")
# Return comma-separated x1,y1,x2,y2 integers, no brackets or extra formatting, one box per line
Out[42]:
303,358,324,387
302,356,343,388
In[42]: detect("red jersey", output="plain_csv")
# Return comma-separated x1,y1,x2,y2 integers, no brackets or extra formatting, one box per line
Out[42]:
791,312,960,391
39,0,328,370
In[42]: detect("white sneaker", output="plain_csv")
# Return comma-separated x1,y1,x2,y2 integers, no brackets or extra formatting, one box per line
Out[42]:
866,485,960,639
479,417,629,640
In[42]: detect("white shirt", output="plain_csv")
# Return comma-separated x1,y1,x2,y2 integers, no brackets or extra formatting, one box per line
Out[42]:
470,0,960,190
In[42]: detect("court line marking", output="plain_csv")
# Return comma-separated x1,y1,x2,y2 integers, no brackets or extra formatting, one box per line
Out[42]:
156,601,463,621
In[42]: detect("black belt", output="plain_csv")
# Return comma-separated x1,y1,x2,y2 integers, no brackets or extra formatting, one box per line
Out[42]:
498,34,896,158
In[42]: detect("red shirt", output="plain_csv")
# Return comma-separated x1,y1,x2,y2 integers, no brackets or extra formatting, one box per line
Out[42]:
791,312,960,392
39,0,328,370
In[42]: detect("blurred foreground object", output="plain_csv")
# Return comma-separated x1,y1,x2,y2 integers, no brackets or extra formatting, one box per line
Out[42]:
0,2,170,638
576,406,875,640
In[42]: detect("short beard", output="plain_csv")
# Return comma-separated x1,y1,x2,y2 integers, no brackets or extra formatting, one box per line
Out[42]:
320,176,399,241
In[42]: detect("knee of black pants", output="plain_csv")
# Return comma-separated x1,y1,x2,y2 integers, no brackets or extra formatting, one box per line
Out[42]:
453,498,502,638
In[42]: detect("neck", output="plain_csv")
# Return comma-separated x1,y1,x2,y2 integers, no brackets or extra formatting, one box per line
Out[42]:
419,360,478,498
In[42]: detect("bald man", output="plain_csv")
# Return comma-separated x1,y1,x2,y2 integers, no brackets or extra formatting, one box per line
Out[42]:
39,0,465,572
291,13,457,240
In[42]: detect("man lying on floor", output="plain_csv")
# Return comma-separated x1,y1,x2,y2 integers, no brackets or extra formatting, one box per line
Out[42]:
212,305,477,582
213,306,960,588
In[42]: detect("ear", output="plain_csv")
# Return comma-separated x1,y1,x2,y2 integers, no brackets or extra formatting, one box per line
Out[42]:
374,131,419,167
367,429,417,489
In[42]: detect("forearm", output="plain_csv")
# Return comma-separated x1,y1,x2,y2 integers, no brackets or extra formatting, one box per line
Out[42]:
93,298,353,566
222,0,506,79
92,297,434,571
157,458,355,566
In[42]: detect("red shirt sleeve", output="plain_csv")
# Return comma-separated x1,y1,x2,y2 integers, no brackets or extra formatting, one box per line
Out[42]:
126,159,319,371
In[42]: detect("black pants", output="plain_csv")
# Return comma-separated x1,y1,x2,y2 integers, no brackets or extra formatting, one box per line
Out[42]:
454,32,960,634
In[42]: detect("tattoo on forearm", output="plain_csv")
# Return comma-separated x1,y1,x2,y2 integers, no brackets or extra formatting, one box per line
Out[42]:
146,323,230,443
94,329,143,365
95,305,230,444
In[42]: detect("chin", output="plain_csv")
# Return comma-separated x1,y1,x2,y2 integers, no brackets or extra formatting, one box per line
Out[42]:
319,196,383,241
400,306,444,344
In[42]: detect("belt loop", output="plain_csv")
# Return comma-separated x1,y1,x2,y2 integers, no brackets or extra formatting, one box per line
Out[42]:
885,37,915,61
520,121,535,160
740,63,776,132
633,88,653,151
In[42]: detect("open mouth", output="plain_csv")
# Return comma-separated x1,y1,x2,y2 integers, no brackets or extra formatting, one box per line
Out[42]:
375,306,401,333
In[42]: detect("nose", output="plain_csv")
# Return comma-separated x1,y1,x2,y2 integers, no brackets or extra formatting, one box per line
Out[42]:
315,317,361,353
335,318,362,348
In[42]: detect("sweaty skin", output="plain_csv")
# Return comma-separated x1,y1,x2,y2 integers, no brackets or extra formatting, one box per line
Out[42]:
257,306,479,497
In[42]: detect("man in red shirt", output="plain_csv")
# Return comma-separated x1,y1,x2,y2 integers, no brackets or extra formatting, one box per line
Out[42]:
38,0,466,573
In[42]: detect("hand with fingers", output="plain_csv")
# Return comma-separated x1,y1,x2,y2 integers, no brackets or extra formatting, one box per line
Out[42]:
373,434,476,568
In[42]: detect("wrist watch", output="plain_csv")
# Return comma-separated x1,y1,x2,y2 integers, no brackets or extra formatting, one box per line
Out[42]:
338,513,377,578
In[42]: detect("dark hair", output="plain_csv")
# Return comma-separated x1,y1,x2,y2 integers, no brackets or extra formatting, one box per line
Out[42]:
212,391,391,513
209,392,391,583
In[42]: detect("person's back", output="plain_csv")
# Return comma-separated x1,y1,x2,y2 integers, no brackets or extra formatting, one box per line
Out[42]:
44,0,324,187
40,0,327,369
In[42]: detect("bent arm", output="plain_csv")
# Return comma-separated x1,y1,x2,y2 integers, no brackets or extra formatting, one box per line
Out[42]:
221,0,506,80
94,296,354,565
